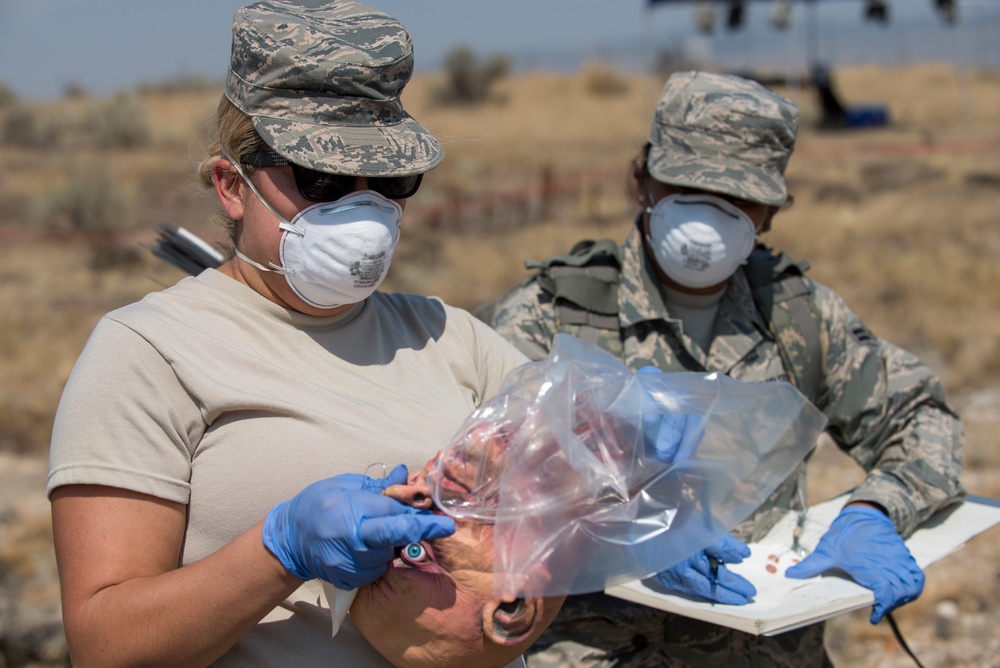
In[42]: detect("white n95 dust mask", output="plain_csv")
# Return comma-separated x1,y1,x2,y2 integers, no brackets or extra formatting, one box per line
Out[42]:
645,193,758,289
229,158,403,310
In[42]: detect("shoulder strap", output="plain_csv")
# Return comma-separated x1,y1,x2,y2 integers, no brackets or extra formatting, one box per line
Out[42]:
745,246,825,404
511,240,825,403
529,239,623,346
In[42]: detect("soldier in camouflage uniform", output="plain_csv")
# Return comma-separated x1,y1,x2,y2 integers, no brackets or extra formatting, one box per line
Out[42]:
481,71,965,667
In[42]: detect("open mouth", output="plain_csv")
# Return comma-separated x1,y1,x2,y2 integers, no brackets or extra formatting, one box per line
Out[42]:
436,459,477,496
427,420,519,518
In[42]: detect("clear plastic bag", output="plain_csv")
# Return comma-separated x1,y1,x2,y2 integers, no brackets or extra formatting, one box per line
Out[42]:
430,334,827,598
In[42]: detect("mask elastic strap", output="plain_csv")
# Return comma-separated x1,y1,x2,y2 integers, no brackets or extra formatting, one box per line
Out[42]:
644,184,657,215
320,199,402,219
233,248,293,275
223,152,299,274
224,152,303,232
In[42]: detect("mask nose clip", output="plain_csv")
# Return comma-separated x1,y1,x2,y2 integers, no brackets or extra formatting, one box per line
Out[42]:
319,199,401,219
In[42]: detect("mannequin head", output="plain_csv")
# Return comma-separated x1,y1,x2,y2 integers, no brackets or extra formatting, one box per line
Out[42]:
351,459,564,668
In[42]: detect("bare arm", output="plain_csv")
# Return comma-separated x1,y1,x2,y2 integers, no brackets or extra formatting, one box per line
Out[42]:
51,484,302,668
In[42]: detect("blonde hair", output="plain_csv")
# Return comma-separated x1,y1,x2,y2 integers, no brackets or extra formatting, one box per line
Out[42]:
198,96,269,241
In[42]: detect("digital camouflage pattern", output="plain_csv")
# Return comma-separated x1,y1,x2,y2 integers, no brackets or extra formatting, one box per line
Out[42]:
524,593,832,668
647,71,799,206
225,0,444,177
484,226,965,667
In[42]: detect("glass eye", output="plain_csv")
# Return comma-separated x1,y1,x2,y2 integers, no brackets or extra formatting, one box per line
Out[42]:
402,542,430,564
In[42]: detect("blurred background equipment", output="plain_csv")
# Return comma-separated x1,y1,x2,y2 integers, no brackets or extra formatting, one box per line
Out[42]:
770,0,793,29
150,225,224,276
726,0,746,29
647,0,949,130
810,61,890,129
863,0,890,24
649,0,967,32
695,0,717,33
935,0,958,24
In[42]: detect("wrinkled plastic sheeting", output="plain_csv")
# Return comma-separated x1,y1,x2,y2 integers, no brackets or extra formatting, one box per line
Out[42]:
430,334,828,599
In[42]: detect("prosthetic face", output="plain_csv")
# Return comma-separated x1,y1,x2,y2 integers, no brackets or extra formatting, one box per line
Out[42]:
351,459,564,668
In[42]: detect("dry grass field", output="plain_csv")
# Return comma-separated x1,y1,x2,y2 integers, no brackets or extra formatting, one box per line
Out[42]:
1,62,999,666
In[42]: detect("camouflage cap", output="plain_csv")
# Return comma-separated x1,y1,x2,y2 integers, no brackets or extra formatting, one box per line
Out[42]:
647,71,799,206
225,0,443,177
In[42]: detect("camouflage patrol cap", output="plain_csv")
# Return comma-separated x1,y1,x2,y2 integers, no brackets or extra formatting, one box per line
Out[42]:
647,71,799,206
225,0,443,177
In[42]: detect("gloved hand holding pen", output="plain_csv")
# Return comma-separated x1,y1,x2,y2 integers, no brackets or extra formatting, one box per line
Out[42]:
654,534,757,605
262,464,456,590
784,504,924,623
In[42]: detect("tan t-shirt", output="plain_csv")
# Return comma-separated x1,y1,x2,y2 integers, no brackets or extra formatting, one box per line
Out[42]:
48,269,528,666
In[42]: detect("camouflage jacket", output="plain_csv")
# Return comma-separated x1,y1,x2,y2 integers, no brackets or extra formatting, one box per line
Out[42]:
484,225,965,541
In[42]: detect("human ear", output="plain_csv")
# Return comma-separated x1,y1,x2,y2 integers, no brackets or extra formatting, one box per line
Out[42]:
632,162,648,207
758,206,778,234
482,597,543,645
213,158,245,221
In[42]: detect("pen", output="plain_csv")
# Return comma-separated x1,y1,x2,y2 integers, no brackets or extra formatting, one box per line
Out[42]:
791,487,809,557
708,555,720,586
791,515,806,556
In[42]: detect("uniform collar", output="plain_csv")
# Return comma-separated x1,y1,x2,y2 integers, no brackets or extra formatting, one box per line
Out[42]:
619,222,670,328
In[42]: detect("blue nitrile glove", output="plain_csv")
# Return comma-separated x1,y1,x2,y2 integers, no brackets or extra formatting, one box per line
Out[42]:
262,464,456,590
654,534,757,605
637,366,703,464
784,504,924,624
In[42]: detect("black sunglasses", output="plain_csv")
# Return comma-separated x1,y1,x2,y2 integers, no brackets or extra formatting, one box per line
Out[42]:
243,150,423,202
